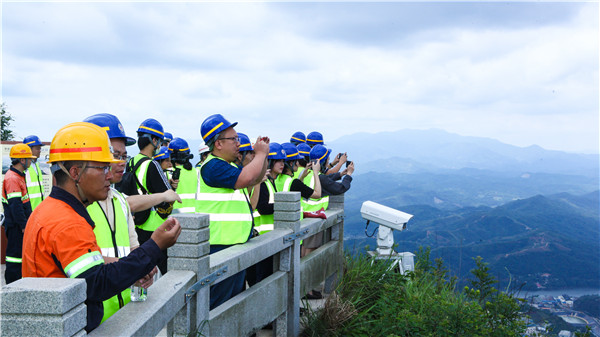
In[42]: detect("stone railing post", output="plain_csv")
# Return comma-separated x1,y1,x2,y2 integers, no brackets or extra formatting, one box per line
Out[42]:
167,213,211,337
273,191,302,337
325,193,344,294
1,278,87,337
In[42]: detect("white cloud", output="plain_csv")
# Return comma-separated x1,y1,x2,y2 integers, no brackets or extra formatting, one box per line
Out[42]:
2,2,597,154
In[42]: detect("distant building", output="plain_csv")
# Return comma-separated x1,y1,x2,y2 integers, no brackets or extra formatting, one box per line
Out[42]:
558,330,572,337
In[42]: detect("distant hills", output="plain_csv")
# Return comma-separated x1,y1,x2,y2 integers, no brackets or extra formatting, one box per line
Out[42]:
335,129,599,291
344,191,599,290
328,129,599,177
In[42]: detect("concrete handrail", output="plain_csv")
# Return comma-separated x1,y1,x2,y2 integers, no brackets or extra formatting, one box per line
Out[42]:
0,191,345,337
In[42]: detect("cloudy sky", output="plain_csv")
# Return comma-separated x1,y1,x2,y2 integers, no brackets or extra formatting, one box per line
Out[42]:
2,1,598,154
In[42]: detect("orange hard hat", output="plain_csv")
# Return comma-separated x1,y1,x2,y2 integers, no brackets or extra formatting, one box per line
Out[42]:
48,122,123,164
9,143,36,159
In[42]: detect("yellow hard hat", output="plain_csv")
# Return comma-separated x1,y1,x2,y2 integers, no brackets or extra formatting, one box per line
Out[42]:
9,143,36,159
48,122,123,164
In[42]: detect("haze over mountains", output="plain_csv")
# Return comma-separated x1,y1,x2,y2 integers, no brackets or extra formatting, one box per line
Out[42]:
332,129,599,291
328,129,599,177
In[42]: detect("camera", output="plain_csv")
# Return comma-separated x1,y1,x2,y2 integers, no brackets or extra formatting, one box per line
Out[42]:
172,168,181,180
345,160,352,167
360,201,412,232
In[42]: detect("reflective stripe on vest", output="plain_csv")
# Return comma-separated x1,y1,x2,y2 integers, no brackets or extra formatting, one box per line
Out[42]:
173,165,198,214
25,162,44,210
274,174,294,193
87,191,132,322
5,256,22,263
197,155,252,245
302,172,329,212
132,154,165,231
64,251,104,278
257,180,276,234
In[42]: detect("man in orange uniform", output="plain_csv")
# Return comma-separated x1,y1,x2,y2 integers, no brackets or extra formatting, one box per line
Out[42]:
2,144,36,284
22,122,181,332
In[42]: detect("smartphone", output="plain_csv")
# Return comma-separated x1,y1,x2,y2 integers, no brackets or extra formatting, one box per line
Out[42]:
345,161,352,167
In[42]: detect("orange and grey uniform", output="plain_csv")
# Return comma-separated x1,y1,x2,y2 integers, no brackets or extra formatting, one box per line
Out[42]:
1,167,32,284
22,186,163,332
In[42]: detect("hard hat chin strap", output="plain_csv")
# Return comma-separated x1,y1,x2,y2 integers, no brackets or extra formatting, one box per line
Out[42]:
58,162,90,204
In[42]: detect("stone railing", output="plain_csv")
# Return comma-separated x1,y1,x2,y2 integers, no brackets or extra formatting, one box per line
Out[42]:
0,192,345,337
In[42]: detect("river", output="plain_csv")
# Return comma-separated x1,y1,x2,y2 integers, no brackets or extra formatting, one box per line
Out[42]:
515,288,600,298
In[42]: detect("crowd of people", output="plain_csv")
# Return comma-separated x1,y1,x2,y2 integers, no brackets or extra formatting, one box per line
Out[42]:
1,113,354,332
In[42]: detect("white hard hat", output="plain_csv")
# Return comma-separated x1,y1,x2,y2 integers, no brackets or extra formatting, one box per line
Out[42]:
199,144,210,154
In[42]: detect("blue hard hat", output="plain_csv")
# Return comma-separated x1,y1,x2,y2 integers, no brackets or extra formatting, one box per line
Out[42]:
238,133,253,152
163,132,173,142
200,114,238,143
154,146,170,161
84,113,136,146
282,142,302,161
23,135,43,147
306,131,324,147
290,131,306,144
168,137,191,154
137,118,165,140
297,143,311,159
268,142,286,160
309,144,330,165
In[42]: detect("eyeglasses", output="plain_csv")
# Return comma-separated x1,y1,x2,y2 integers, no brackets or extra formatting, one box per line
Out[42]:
86,165,111,175
113,153,128,161
218,136,240,143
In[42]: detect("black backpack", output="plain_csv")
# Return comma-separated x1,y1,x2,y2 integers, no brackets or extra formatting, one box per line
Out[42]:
115,157,149,196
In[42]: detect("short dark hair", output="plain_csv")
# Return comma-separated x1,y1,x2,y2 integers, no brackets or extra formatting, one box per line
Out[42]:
53,161,83,186
137,133,160,150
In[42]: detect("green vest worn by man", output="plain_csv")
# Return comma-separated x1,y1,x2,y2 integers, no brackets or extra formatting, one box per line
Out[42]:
172,164,199,214
301,171,329,212
197,154,253,245
255,179,276,234
25,161,44,210
87,188,132,323
130,153,167,231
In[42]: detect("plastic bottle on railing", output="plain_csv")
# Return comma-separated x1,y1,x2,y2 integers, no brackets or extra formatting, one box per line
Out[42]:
130,283,147,302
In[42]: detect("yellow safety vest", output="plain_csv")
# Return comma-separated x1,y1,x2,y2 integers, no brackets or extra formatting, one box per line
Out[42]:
25,162,44,210
196,154,253,245
87,189,132,323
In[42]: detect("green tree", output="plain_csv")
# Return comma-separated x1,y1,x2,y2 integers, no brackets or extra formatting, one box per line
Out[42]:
1,103,16,141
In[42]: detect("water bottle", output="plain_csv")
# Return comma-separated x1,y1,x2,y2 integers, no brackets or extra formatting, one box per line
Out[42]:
130,284,147,302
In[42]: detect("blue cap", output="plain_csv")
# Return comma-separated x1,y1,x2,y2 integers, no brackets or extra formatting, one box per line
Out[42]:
23,135,43,147
137,118,165,140
290,131,306,144
306,131,324,146
309,144,330,165
154,146,170,161
238,133,253,152
200,114,238,143
168,137,190,154
297,143,311,159
282,142,302,161
163,132,173,142
268,142,286,160
84,113,136,146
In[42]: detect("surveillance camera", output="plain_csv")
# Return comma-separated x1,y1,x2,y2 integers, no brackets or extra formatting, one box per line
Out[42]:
360,201,413,232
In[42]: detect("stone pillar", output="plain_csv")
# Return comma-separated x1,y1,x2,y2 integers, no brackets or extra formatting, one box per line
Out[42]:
1,278,87,337
273,191,302,337
167,213,211,337
325,194,344,294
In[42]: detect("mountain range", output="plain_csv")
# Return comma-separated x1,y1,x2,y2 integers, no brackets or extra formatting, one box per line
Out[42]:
333,129,599,290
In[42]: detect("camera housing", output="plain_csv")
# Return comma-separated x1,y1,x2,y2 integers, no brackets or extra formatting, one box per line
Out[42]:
360,201,412,232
